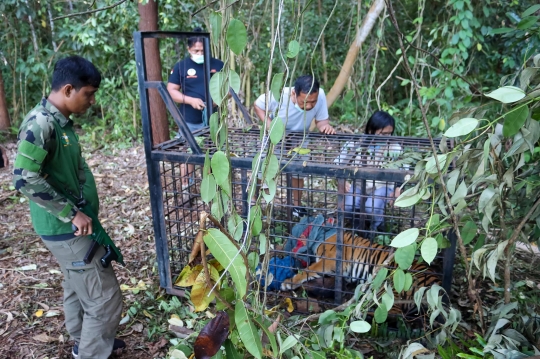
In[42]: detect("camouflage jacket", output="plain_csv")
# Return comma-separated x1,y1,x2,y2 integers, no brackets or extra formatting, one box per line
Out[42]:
13,98,99,235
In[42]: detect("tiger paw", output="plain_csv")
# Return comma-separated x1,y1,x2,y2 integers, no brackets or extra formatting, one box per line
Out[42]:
281,280,299,291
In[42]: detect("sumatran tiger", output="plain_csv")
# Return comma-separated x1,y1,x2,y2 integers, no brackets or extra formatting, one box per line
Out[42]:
280,232,440,292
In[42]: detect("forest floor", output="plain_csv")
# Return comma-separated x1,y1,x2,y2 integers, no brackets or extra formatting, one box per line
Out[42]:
2,140,540,359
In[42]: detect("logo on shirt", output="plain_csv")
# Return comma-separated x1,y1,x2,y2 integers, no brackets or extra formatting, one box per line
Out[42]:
61,132,71,147
187,68,196,76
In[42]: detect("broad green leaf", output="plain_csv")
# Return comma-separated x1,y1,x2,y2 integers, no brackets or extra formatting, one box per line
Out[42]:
261,178,276,203
421,237,438,265
264,154,279,181
503,105,529,137
318,310,337,325
443,118,479,138
479,187,496,210
247,252,259,272
461,221,477,245
450,180,468,205
271,73,284,102
523,4,540,17
252,318,278,358
280,335,299,354
235,302,262,359
414,287,428,311
374,303,388,324
393,269,406,293
209,12,222,46
209,72,225,106
211,196,224,221
395,244,416,269
381,291,394,313
226,19,247,55
209,113,219,145
229,70,241,94
490,27,513,34
394,187,423,208
204,228,247,298
390,228,420,248
201,174,217,204
227,213,243,241
485,86,526,104
350,320,371,333
372,267,388,291
403,272,413,291
517,16,539,30
447,169,460,195
286,40,300,58
269,117,285,144
425,154,448,174
250,205,262,236
224,339,242,359
211,151,230,187
259,233,267,255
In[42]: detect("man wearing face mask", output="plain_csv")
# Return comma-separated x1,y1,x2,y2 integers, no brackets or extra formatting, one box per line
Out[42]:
254,75,336,217
167,28,224,135
167,28,224,186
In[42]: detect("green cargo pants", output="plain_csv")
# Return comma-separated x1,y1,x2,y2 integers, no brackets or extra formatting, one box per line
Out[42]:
43,235,123,359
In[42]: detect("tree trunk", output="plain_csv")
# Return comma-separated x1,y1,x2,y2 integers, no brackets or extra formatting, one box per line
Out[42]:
138,0,169,145
24,0,39,57
326,0,385,107
0,70,11,131
46,2,58,52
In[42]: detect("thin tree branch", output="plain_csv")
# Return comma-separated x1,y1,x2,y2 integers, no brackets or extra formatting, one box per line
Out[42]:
191,0,219,17
504,196,540,303
52,0,129,21
385,0,485,331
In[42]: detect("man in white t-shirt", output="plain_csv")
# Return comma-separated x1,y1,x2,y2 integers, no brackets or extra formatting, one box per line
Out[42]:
254,75,336,217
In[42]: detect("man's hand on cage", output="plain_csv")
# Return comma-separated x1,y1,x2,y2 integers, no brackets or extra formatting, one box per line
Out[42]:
317,122,336,135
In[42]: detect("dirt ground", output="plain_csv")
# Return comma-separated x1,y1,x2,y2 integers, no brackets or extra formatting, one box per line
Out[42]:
0,143,174,359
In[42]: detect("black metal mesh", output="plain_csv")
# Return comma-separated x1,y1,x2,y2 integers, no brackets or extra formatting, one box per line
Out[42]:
152,128,454,313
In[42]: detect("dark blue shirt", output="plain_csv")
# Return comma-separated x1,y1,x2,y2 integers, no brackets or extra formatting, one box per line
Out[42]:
168,57,224,124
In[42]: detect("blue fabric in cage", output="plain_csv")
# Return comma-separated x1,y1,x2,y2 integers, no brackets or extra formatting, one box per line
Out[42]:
258,256,296,291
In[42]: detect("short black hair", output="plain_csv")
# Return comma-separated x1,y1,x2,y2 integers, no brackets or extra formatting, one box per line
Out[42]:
294,75,320,95
187,27,204,48
365,110,395,135
51,56,101,91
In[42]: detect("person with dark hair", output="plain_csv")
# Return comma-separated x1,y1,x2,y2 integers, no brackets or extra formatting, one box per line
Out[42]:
365,110,395,136
254,75,336,217
167,27,224,186
12,55,125,359
167,27,223,122
254,75,334,133
336,110,402,232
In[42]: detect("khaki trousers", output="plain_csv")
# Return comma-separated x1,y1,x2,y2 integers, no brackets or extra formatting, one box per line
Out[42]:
43,236,123,359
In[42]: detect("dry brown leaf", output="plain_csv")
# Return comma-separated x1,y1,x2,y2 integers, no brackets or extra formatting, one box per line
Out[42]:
37,302,49,311
34,333,57,343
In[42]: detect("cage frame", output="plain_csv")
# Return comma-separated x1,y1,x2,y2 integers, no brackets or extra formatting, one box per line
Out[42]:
134,31,457,305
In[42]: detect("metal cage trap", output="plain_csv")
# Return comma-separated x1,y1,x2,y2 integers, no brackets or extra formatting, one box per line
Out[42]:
135,31,457,314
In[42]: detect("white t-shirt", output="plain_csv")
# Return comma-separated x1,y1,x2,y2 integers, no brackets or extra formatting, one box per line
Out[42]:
254,87,329,132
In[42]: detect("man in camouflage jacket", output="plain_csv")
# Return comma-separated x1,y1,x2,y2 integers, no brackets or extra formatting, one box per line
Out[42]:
13,56,124,359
